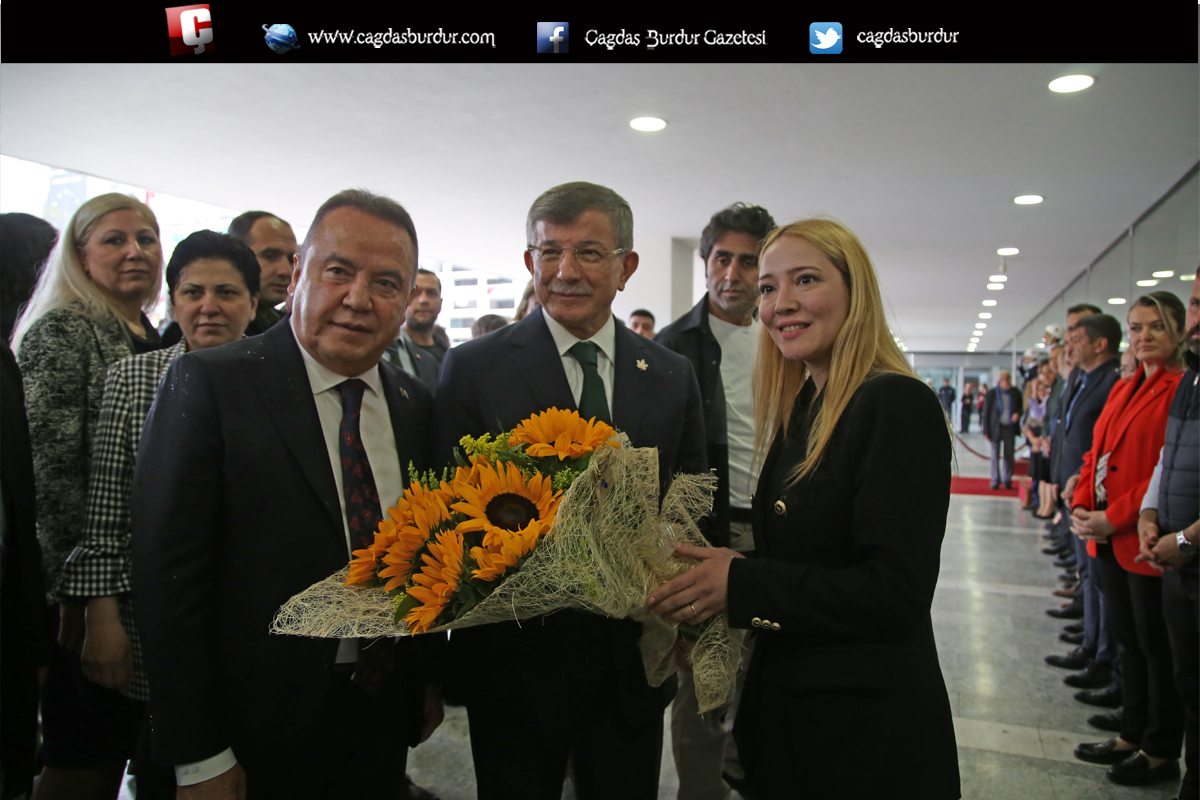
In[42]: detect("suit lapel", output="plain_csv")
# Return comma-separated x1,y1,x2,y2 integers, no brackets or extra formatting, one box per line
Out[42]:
610,323,647,445
508,311,576,422
249,324,344,539
379,364,423,485
1105,368,1177,453
752,435,785,560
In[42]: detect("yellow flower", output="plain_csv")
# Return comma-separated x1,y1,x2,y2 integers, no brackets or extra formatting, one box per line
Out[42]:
508,407,619,460
345,480,455,587
470,525,540,582
403,529,464,634
452,460,561,548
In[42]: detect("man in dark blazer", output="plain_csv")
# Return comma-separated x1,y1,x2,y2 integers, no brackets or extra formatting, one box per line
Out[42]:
981,369,1025,489
1,341,49,800
133,190,444,799
1045,313,1122,693
434,181,707,800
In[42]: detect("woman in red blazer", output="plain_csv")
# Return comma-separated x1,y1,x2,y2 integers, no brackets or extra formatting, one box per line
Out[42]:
1071,291,1188,787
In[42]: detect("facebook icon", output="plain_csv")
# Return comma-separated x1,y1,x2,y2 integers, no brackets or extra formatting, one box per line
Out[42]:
536,22,569,53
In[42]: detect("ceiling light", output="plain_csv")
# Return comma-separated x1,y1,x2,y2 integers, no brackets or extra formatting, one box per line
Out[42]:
1136,279,1158,287
982,300,997,307
979,313,992,319
975,323,987,329
1184,275,1195,281
970,338,980,343
1152,271,1174,278
1049,75,1095,93
987,283,1004,290
1014,195,1043,205
989,275,1008,282
996,248,1019,256
1107,298,1126,305
629,117,667,132
1036,342,1045,348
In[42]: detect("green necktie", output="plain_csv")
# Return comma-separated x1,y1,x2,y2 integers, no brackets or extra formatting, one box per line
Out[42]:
569,341,611,425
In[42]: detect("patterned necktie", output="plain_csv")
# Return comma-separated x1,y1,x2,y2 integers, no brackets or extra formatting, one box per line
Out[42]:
569,341,611,425
336,379,392,696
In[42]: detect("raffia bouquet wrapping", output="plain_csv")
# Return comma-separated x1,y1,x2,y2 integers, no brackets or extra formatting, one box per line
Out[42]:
272,408,739,712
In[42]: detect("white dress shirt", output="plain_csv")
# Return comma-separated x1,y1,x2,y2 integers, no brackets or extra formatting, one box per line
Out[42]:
176,325,405,785
542,311,616,412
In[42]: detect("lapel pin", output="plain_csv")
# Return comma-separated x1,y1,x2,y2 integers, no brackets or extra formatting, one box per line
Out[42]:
400,387,409,399
636,359,648,371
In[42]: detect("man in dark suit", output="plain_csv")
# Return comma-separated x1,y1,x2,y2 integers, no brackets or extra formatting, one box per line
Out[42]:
1045,313,1122,697
982,369,1025,489
133,190,444,799
1,341,50,800
434,181,707,800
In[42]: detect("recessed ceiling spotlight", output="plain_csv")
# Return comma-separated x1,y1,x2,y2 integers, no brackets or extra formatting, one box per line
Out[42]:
997,248,1019,256
979,313,992,319
629,117,667,132
1152,270,1175,278
975,323,987,329
989,275,1008,282
1136,279,1158,287
987,283,1004,290
1049,75,1095,93
1107,298,1127,305
982,300,997,307
1014,195,1044,205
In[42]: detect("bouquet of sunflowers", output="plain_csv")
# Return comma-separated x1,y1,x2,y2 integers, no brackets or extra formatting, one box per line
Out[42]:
273,408,739,712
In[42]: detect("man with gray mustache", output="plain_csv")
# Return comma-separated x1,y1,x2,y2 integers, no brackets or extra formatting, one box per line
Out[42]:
434,181,707,800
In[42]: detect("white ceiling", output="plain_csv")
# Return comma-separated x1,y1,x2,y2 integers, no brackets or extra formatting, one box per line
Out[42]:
1,62,1196,351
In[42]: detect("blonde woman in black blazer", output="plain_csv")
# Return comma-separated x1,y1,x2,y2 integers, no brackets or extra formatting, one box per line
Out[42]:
649,219,959,799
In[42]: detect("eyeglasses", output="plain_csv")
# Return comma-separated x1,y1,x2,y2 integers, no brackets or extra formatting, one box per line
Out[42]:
526,245,629,266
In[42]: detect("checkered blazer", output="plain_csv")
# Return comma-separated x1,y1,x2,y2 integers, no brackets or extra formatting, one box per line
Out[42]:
61,340,188,701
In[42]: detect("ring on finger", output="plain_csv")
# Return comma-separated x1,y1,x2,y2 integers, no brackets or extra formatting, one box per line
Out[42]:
689,603,697,617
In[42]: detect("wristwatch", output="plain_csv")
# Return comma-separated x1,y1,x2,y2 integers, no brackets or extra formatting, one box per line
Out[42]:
1176,531,1197,558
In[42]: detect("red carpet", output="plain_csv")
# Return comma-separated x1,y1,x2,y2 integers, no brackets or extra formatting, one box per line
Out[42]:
950,477,1021,497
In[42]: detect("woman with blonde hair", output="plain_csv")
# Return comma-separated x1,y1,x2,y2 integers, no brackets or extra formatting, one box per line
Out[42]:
14,192,164,799
649,218,959,798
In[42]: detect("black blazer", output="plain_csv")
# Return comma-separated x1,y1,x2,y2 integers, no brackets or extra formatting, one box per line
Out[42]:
1058,357,1121,481
433,308,707,727
980,384,1025,439
726,374,959,798
132,322,440,767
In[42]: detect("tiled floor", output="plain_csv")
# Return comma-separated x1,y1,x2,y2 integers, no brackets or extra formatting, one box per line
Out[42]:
122,432,1187,799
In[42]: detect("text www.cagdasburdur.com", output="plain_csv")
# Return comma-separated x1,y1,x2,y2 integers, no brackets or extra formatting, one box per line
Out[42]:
307,28,496,48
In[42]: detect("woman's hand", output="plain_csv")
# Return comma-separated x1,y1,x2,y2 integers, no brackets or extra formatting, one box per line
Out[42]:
646,543,744,625
81,596,132,691
1071,508,1116,542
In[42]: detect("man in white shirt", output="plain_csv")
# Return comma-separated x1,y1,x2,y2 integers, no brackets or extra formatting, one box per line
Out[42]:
433,181,707,800
133,189,444,799
656,202,776,800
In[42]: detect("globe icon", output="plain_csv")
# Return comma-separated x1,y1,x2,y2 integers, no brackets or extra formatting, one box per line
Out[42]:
263,24,300,54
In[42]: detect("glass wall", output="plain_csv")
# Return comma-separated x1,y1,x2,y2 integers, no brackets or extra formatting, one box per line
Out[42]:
1006,165,1199,355
0,155,520,341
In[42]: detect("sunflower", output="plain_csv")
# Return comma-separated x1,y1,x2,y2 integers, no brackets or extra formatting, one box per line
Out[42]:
345,480,455,587
470,525,541,582
508,407,620,460
403,529,465,634
452,460,561,549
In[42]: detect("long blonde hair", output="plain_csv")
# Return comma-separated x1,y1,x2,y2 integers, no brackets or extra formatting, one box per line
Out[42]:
752,218,925,485
11,193,162,350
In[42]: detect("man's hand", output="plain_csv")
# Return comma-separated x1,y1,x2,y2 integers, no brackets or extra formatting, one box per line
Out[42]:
82,597,133,691
1010,412,1020,424
1062,474,1080,506
177,763,246,800
1136,510,1161,566
647,544,744,624
418,685,444,744
58,602,85,654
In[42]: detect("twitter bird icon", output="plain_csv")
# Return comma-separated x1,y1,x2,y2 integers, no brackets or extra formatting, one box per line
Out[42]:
809,22,843,54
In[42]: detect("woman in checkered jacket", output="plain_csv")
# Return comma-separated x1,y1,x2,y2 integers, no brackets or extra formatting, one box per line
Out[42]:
60,230,261,698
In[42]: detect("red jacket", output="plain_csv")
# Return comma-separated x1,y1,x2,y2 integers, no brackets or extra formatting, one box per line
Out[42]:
1075,365,1185,574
